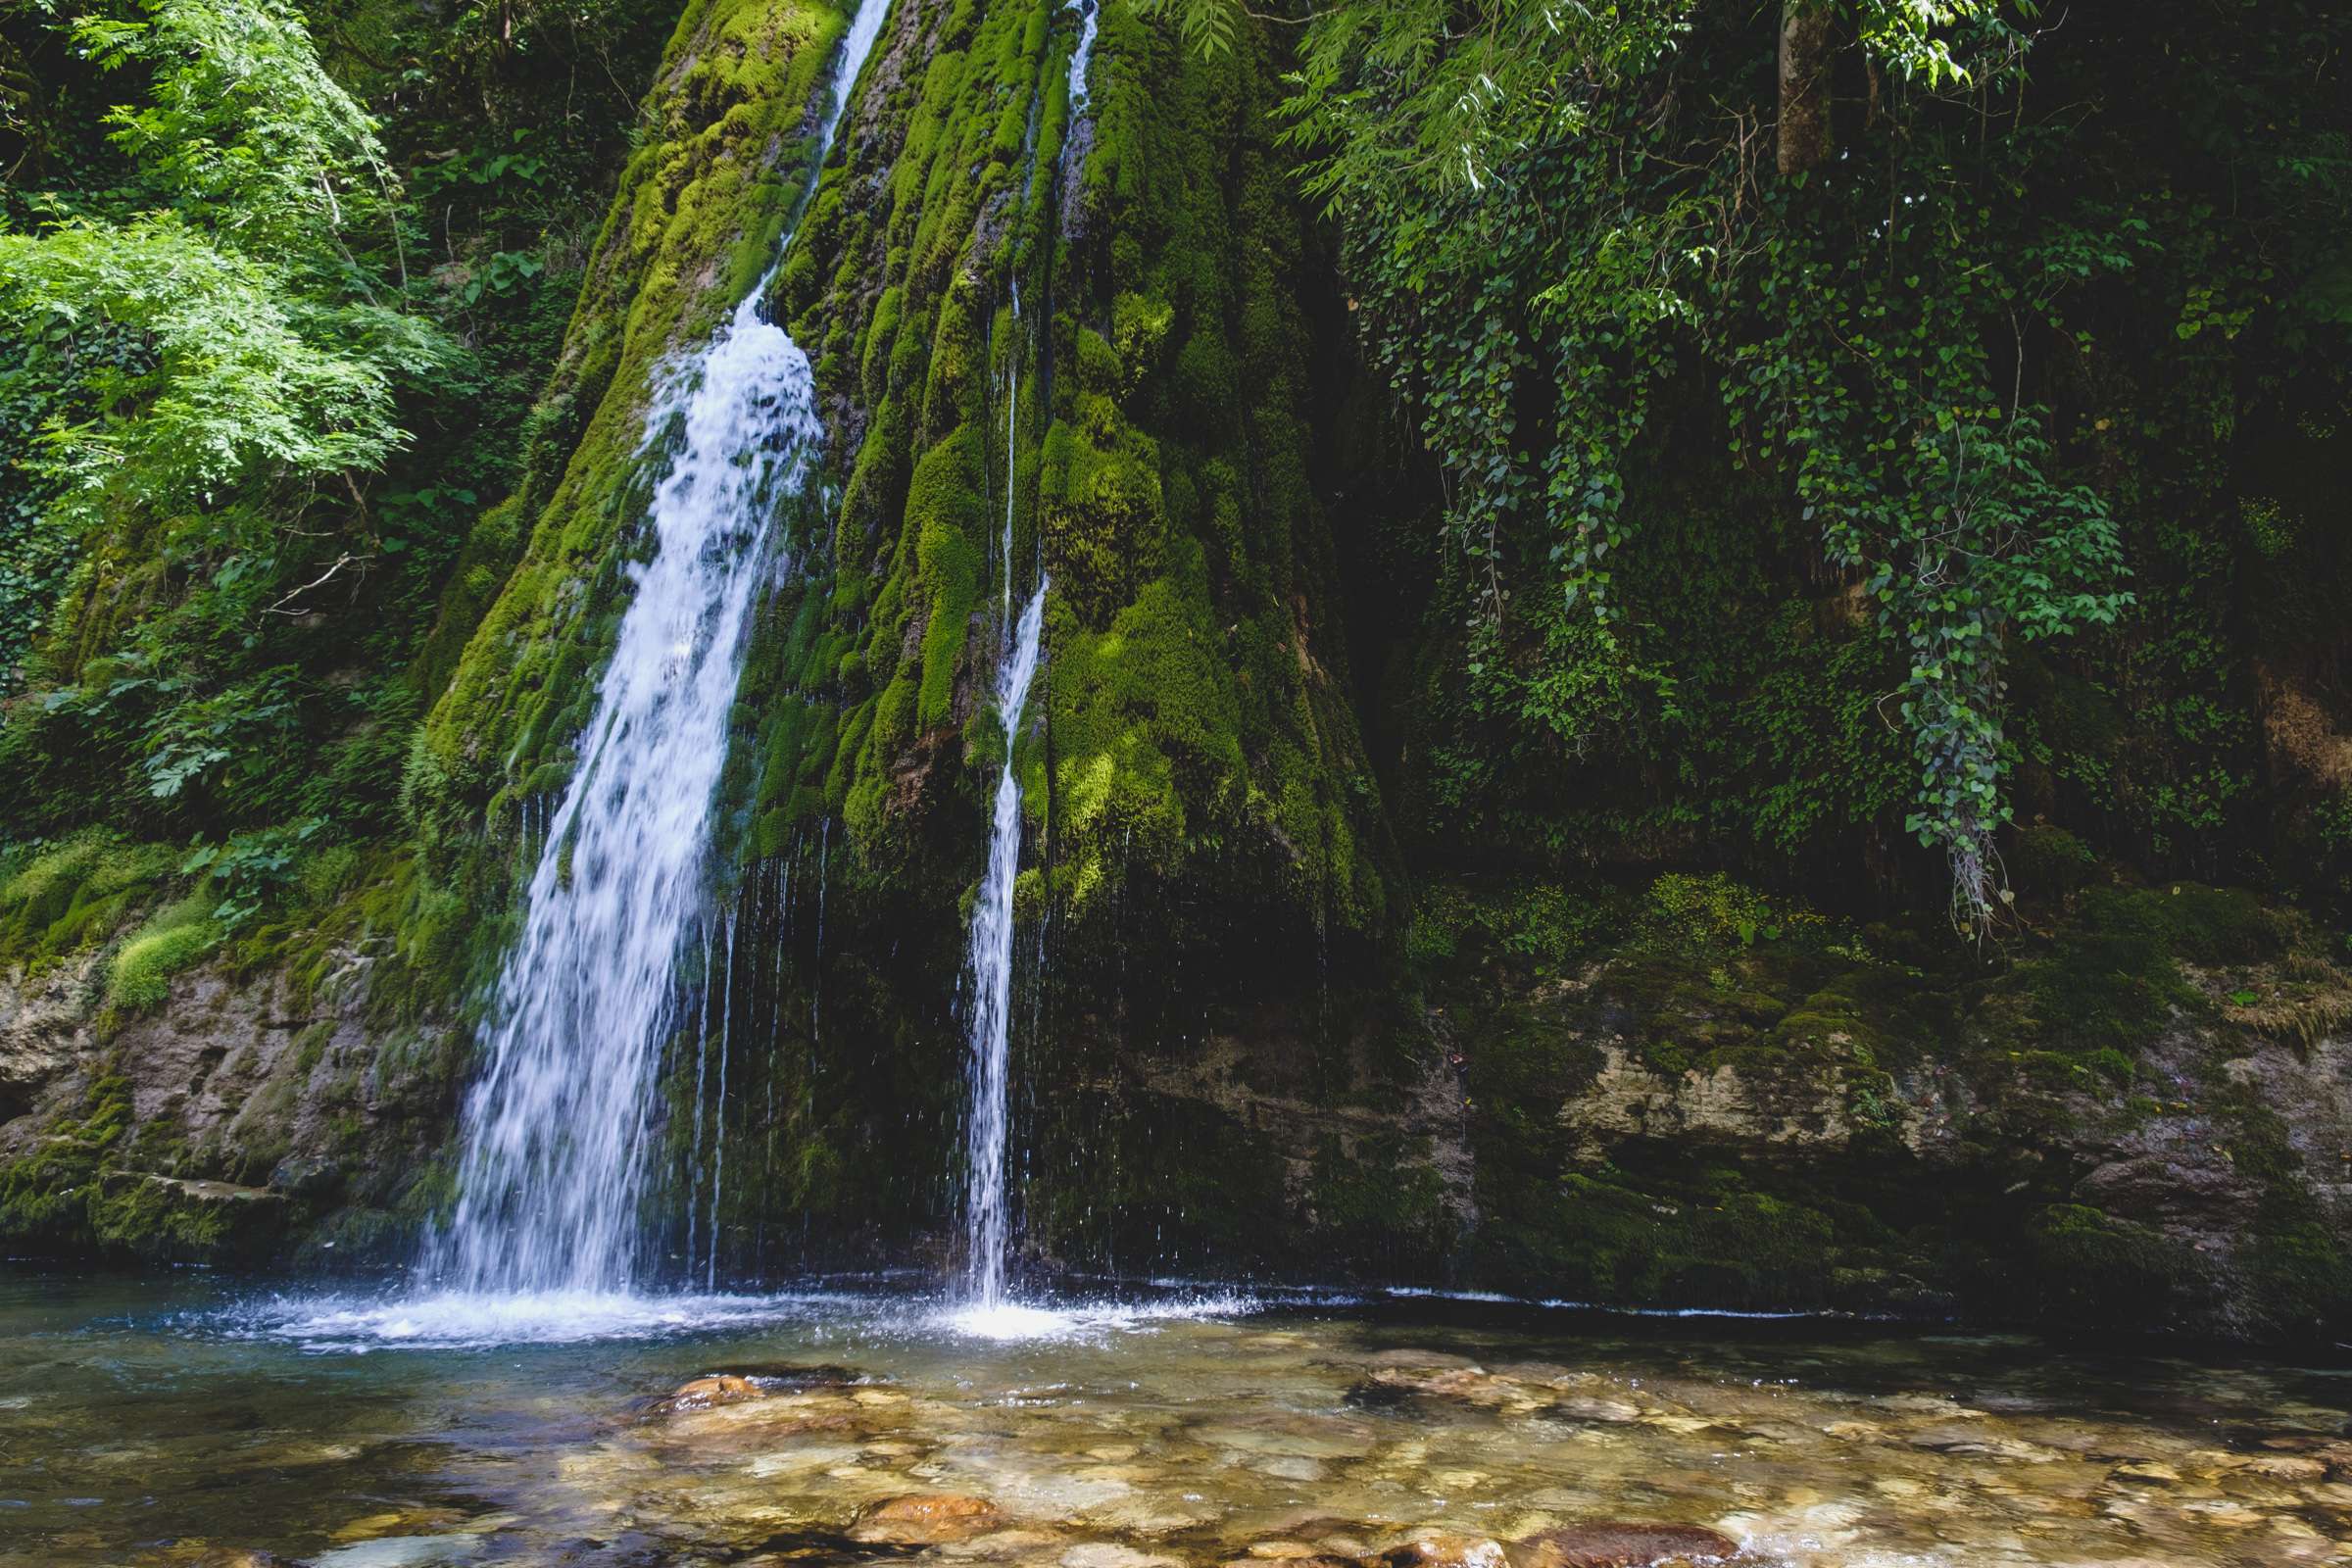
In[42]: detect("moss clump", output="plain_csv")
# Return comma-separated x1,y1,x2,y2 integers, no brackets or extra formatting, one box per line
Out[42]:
2007,823,2098,902
1404,876,1617,975
1308,1133,1449,1269
0,834,179,967
2244,1219,2352,1340
1477,1164,1853,1311
0,1075,130,1245
2026,1202,2202,1327
2014,885,2205,1052
769,0,1390,949
105,896,221,1011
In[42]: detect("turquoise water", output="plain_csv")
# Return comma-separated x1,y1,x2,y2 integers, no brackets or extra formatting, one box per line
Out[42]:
2,1272,2346,1566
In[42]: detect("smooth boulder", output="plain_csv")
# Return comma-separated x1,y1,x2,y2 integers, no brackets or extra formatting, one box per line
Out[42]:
1510,1524,1740,1568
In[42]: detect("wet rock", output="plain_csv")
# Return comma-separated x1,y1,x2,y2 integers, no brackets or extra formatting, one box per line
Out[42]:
1060,1545,1183,1568
666,1374,770,1410
1349,1365,1527,1415
1509,1523,1740,1568
1375,1533,1506,1568
725,1362,863,1388
852,1494,1004,1544
1543,1396,1642,1425
309,1537,479,1568
938,1529,1067,1559
2109,1460,2181,1485
1364,1349,1482,1370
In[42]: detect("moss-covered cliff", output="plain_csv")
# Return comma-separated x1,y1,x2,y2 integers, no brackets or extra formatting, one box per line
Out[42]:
3,0,2349,1345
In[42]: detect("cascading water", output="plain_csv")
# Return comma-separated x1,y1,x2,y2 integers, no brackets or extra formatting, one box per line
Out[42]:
423,0,897,1300
1066,0,1098,110
959,575,1050,1309
949,4,1094,1317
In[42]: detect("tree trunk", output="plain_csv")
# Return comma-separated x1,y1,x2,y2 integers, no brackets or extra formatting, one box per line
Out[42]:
1779,0,1834,177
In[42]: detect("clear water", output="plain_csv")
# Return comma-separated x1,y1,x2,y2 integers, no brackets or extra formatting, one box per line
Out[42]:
6,1272,2349,1567
427,0,898,1297
959,578,1051,1308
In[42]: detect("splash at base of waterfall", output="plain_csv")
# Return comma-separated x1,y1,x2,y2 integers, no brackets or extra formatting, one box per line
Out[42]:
225,1282,1258,1350
236,1288,849,1350
931,1291,1258,1344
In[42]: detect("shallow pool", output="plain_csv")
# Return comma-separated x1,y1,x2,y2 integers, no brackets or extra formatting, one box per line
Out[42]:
2,1273,2347,1566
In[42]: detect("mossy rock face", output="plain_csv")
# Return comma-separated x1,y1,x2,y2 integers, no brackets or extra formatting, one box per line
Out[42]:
404,0,859,895
1389,868,2352,1338
753,0,1391,958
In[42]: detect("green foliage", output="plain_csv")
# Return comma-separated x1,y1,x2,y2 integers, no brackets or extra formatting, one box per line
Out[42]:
0,0,454,536
1256,0,2153,928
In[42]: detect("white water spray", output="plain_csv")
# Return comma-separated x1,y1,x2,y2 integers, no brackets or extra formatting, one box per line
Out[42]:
960,576,1050,1308
425,0,897,1298
1065,0,1098,110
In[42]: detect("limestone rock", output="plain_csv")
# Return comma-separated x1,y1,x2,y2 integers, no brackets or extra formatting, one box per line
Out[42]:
852,1493,1004,1544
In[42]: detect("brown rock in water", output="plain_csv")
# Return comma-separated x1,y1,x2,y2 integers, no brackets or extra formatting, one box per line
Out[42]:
1376,1536,1507,1568
667,1373,769,1409
1510,1523,1740,1568
851,1493,1004,1544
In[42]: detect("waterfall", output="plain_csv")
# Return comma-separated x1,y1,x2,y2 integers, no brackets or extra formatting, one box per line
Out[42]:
1065,0,1098,110
425,0,897,1298
959,576,1050,1308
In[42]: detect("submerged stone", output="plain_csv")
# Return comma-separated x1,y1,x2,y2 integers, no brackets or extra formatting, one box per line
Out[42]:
1059,1544,1182,1568
1375,1533,1507,1568
1508,1523,1740,1568
851,1494,1004,1544
667,1374,771,1409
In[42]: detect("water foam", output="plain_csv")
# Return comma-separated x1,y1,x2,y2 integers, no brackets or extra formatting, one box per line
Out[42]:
226,1288,848,1351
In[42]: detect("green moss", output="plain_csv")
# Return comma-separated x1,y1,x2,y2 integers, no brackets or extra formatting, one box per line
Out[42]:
2026,1202,2201,1327
906,425,990,726
2007,824,2098,901
2244,1219,2352,1339
105,896,221,1012
406,0,857,893
0,833,179,966
2016,886,2204,1051
0,1074,129,1246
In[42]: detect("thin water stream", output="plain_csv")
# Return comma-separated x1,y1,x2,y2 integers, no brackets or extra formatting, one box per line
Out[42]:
959,578,1050,1310
4,1274,2347,1567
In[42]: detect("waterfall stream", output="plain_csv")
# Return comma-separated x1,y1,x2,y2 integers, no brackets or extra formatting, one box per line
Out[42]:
424,0,896,1298
959,577,1050,1308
